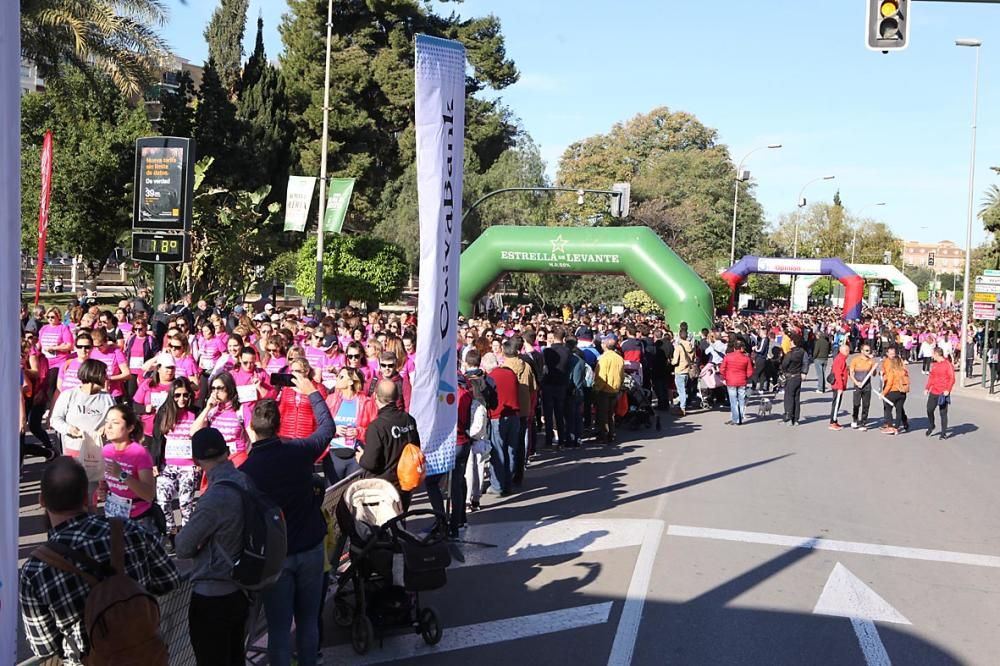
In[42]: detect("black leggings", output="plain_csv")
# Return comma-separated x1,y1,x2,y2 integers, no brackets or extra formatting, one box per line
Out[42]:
922,357,932,373
25,401,52,450
783,375,802,423
883,391,907,428
926,393,949,434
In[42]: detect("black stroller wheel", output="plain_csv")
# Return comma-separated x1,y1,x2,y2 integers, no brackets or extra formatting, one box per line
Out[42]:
333,593,354,628
419,606,443,645
351,615,374,654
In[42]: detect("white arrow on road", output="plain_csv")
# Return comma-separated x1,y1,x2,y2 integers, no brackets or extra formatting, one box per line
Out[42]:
813,562,910,666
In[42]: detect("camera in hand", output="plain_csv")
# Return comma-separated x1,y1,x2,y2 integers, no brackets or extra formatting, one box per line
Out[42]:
270,372,295,388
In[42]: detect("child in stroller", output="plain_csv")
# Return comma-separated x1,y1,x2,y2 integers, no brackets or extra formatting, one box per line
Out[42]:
333,479,451,655
621,362,660,430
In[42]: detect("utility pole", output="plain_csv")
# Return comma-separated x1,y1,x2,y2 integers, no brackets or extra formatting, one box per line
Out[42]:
313,0,334,311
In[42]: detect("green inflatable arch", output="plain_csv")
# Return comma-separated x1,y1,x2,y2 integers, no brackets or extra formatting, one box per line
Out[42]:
458,226,714,331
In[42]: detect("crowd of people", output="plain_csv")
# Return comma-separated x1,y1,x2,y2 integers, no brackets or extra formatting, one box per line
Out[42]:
16,290,978,665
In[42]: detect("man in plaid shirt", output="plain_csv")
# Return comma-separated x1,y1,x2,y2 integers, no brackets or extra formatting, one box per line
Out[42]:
19,457,179,665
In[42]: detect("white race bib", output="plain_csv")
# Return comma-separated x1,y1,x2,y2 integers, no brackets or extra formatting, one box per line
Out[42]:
323,380,336,391
164,438,192,461
200,355,216,371
150,391,167,409
105,493,133,519
129,356,144,369
237,384,258,404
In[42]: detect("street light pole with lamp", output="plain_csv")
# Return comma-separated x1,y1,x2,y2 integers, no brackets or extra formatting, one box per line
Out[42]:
793,176,836,259
956,37,982,386
852,202,887,263
730,144,782,266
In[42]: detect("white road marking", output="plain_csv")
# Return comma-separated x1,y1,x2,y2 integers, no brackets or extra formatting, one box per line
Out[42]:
321,602,613,664
813,563,909,666
607,520,664,666
667,524,1000,568
456,518,650,568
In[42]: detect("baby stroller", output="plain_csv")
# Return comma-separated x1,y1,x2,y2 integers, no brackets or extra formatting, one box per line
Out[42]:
621,366,660,431
333,479,451,655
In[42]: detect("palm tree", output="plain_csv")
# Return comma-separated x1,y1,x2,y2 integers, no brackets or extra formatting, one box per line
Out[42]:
980,184,1000,234
21,0,169,97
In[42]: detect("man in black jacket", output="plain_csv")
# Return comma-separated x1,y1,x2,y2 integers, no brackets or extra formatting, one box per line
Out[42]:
780,335,808,426
813,330,832,393
541,327,572,447
360,380,420,509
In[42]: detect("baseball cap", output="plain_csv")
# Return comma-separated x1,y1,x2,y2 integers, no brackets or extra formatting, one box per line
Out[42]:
192,428,229,460
603,334,618,343
234,305,246,314
264,303,274,311
156,352,175,367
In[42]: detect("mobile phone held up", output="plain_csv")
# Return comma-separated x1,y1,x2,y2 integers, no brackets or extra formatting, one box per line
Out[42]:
270,372,295,388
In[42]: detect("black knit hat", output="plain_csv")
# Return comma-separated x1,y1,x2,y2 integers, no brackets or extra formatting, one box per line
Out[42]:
191,428,229,460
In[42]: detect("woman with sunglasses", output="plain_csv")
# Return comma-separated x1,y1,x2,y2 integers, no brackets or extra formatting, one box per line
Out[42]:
123,317,158,401
303,328,330,379
134,353,177,458
100,404,162,536
39,306,74,401
276,358,328,439
193,371,248,459
344,341,370,384
232,346,272,422
84,328,128,404
320,339,346,390
57,332,94,394
166,335,200,385
322,367,375,483
153,377,200,543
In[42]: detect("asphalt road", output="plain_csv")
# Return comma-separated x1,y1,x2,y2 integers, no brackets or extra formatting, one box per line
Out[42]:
316,363,1000,665
17,361,1000,665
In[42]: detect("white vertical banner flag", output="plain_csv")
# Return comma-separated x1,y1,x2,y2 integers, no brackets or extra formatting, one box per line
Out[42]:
1,1,20,660
412,34,465,475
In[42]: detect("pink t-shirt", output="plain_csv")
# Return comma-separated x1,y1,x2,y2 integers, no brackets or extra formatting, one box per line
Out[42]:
102,441,154,518
163,411,197,467
304,346,327,374
197,336,224,372
134,379,170,436
58,358,85,391
125,335,151,372
40,323,74,366
321,353,346,387
91,347,128,397
265,355,288,375
207,405,247,454
173,355,200,380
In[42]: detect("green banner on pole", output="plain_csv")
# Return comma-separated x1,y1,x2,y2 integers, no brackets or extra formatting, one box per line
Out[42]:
323,178,355,233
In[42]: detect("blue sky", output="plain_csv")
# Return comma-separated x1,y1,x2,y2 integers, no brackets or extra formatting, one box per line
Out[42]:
161,0,1000,247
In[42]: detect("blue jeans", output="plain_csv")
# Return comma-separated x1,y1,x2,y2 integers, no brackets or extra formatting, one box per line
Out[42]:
674,374,688,410
261,541,325,666
814,358,829,393
489,415,518,493
727,385,747,423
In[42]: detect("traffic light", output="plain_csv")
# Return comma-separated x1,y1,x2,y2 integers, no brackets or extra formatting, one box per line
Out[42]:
866,0,910,52
928,252,935,267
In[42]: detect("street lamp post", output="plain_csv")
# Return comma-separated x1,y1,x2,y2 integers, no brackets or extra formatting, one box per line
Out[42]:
730,144,782,266
313,0,335,311
957,38,982,386
851,202,887,263
793,176,836,259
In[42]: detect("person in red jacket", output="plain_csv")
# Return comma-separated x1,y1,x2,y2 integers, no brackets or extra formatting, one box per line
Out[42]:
488,360,520,495
277,357,328,439
720,340,753,425
925,346,956,439
828,343,851,430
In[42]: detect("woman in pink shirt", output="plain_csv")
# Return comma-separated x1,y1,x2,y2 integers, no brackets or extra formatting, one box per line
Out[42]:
321,339,346,390
232,346,273,423
39,306,74,400
303,329,329,381
153,377,199,540
57,331,93,394
193,371,248,456
89,328,131,401
210,333,244,380
133,353,176,454
165,335,200,384
100,404,160,536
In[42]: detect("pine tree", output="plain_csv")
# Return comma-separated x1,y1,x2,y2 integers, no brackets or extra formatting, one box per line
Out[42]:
194,60,244,186
237,17,293,201
278,0,520,231
157,70,196,138
204,0,250,96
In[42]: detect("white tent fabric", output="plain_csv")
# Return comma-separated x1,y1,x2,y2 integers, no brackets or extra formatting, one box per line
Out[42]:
792,264,919,316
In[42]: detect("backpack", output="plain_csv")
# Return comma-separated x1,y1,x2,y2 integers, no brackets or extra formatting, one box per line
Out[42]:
32,518,168,666
467,373,499,412
397,443,426,491
216,478,287,591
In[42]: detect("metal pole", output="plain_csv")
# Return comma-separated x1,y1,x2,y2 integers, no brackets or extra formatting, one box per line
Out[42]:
958,41,981,386
313,0,335,311
851,227,858,264
730,176,741,267
153,263,165,309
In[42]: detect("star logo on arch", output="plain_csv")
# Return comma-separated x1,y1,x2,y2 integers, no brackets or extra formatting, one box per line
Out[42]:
550,235,568,254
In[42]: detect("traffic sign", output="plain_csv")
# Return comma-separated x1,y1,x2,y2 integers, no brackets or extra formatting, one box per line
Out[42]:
975,275,1000,286
984,269,1000,277
974,284,1000,294
973,301,997,320
973,292,996,303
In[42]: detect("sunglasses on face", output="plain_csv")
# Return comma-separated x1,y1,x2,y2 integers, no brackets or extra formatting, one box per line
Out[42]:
347,354,361,359
76,345,92,350
382,363,396,369
173,392,190,399
47,315,58,320
211,385,227,392
170,345,182,350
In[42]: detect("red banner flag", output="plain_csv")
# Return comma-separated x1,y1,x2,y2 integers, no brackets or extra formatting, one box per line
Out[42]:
33,130,53,306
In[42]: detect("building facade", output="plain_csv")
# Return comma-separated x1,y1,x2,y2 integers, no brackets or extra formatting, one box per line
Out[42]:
902,240,965,274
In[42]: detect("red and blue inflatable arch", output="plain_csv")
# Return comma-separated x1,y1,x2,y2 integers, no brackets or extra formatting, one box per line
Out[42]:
721,255,865,320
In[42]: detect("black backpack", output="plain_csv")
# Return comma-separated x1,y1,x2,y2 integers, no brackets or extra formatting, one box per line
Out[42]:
216,478,287,591
467,373,499,411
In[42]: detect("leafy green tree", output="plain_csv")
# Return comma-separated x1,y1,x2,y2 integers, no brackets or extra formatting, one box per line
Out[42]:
279,0,519,230
623,290,662,315
183,158,282,301
236,17,294,200
746,274,786,302
194,60,244,187
903,265,935,291
204,0,249,96
20,70,152,278
21,0,168,96
768,203,901,265
294,236,408,308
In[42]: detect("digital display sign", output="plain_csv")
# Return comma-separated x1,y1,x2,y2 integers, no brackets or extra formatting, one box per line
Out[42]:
132,137,194,232
131,231,188,264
